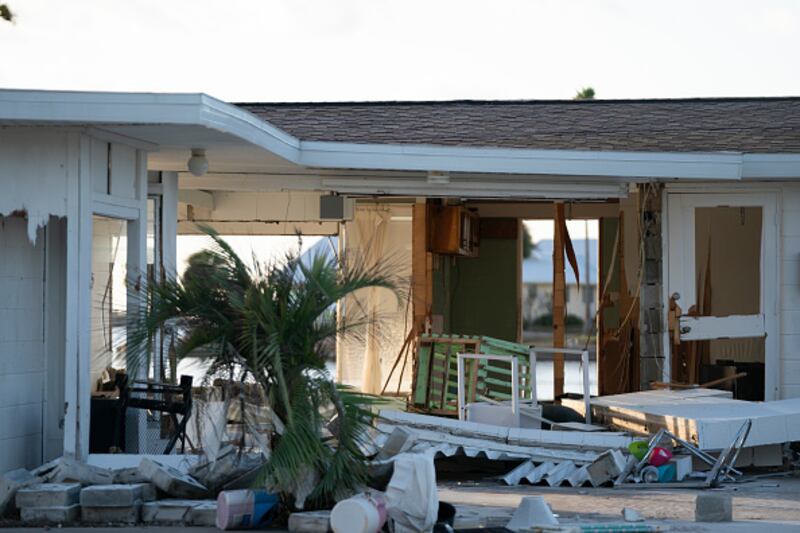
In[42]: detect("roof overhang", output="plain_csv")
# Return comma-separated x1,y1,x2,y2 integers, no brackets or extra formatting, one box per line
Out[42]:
0,89,798,181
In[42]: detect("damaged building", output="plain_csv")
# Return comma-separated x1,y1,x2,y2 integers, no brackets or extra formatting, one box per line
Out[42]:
1,90,799,478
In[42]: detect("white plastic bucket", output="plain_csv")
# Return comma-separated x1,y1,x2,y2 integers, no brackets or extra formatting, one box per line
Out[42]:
330,492,387,533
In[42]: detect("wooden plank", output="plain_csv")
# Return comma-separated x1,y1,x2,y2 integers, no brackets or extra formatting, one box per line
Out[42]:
412,202,430,333
553,203,566,398
679,314,766,341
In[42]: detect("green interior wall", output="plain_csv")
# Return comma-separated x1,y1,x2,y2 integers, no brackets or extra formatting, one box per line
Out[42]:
432,234,519,342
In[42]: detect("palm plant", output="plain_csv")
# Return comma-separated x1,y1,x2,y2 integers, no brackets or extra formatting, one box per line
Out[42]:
129,228,401,508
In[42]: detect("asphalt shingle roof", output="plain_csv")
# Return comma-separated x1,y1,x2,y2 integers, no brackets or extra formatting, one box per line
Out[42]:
237,98,800,153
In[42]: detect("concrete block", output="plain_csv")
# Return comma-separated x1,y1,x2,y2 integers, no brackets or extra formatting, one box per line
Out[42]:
20,504,80,525
587,449,627,487
133,482,157,502
16,483,81,508
376,426,416,460
112,466,148,484
142,499,198,523
187,500,218,526
81,502,142,524
506,496,558,532
695,493,732,522
138,458,207,498
0,468,41,516
288,510,331,532
80,484,144,507
58,458,114,485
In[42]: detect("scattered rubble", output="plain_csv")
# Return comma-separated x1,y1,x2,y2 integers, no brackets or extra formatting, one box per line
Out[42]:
138,457,208,498
0,468,41,516
1,385,797,530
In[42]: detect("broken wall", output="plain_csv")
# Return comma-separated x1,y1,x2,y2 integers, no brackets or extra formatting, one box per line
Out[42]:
0,217,48,471
337,203,413,393
431,218,521,342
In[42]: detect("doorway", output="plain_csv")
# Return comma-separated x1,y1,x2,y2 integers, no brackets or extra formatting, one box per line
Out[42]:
666,192,779,400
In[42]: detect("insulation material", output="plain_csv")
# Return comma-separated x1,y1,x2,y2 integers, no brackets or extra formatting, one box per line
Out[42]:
0,129,70,244
338,204,413,393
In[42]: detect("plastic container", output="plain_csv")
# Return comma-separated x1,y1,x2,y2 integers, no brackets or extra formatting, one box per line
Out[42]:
648,446,673,467
657,463,677,483
628,441,649,461
330,492,387,533
216,489,279,530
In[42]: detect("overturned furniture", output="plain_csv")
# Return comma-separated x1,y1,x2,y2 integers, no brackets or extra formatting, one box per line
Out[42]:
112,375,194,454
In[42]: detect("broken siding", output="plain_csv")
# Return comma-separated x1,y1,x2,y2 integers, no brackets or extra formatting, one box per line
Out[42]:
0,217,46,472
781,183,800,399
0,128,70,243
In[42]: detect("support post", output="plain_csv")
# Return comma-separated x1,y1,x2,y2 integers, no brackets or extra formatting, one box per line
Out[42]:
553,203,566,398
639,184,666,389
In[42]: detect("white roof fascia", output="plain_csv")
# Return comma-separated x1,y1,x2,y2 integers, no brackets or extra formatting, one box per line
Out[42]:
2,90,799,181
299,140,745,180
741,154,800,179
0,89,301,162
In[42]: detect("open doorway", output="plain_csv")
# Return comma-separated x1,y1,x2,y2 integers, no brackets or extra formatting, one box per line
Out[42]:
521,219,599,400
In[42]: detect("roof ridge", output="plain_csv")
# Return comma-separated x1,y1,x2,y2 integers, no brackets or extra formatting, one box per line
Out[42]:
236,96,800,106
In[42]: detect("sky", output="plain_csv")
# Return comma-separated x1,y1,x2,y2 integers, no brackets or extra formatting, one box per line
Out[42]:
3,1,795,248
1,1,798,102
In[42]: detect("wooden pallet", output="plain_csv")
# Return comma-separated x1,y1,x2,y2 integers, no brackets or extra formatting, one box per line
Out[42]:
411,334,533,414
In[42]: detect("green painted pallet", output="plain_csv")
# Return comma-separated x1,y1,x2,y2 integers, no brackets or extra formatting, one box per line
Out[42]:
411,334,534,413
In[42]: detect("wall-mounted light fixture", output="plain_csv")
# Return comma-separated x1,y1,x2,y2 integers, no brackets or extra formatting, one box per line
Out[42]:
187,148,209,176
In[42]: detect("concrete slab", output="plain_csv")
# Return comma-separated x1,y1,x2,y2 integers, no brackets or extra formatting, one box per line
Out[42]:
187,500,217,526
142,499,200,524
16,482,81,508
111,466,148,484
288,510,331,532
81,502,142,524
586,449,627,487
80,484,144,507
20,503,80,525
138,458,207,499
0,468,40,516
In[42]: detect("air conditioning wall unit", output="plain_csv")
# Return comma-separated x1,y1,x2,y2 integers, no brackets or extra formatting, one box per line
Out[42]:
319,194,355,221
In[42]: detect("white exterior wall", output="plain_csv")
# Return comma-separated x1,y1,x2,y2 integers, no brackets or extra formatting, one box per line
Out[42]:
780,183,800,399
0,126,149,466
0,217,46,472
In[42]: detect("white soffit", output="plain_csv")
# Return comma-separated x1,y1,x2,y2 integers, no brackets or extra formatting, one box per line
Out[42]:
1,90,798,180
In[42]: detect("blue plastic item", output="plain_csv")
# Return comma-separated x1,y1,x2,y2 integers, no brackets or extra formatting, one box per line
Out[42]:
657,463,676,483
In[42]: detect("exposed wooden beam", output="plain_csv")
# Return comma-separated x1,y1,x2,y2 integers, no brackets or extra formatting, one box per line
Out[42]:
553,202,566,398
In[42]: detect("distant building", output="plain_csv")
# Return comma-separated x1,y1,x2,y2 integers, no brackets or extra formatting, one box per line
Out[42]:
522,239,598,329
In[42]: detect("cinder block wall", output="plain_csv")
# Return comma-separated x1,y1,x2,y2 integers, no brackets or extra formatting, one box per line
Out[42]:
0,216,45,472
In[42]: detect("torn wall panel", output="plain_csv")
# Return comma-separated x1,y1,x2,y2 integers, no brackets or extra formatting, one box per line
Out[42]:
338,204,413,393
0,128,71,243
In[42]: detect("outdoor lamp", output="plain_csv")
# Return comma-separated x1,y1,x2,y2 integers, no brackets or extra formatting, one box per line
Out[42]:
187,148,209,176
